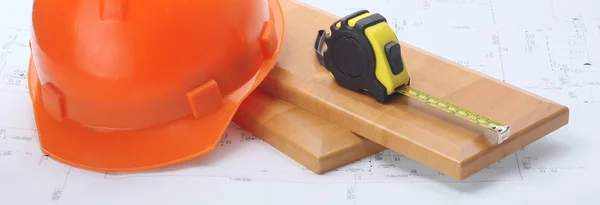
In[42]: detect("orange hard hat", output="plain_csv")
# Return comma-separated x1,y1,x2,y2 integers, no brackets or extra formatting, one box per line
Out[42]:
27,0,284,171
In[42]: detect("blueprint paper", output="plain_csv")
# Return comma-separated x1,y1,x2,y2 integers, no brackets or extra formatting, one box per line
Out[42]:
1,0,600,204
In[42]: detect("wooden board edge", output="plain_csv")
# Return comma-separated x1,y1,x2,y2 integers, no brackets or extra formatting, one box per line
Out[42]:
260,0,572,179
459,104,570,179
232,88,387,174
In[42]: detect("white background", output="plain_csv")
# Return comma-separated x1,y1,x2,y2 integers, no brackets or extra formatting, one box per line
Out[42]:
1,0,599,204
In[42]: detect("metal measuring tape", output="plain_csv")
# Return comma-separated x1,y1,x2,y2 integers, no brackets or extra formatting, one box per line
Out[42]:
313,10,510,144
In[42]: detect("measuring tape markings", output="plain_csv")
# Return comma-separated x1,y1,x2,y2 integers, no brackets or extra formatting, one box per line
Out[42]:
397,86,510,143
313,10,510,144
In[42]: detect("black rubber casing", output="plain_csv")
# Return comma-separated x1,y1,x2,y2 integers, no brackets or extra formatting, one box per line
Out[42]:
320,10,397,102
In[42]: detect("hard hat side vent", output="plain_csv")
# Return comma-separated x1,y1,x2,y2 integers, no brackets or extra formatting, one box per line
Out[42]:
260,20,277,58
41,83,65,122
186,80,224,119
99,0,128,21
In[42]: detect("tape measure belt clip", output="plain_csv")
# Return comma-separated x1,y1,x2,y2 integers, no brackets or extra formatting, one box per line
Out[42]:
314,30,327,67
313,10,409,102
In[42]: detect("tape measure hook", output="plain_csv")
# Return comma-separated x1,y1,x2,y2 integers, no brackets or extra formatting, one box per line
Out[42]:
486,125,511,144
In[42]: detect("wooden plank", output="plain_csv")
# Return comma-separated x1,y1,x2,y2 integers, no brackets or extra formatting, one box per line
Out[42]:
233,89,386,174
252,0,570,180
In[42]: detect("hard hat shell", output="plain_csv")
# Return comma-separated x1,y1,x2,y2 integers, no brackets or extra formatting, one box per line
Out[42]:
27,0,284,171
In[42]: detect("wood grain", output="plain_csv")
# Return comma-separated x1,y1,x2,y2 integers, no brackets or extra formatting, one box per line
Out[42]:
233,89,386,174
250,0,570,180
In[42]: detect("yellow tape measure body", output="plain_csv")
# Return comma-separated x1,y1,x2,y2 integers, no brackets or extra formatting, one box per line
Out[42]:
313,10,510,144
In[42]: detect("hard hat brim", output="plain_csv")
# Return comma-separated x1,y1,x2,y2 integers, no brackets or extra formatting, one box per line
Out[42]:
27,0,285,172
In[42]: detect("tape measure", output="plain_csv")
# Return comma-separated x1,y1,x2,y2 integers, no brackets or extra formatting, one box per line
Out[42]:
313,10,510,144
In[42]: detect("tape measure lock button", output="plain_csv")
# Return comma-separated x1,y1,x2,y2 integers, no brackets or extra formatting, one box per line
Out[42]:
384,42,404,75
